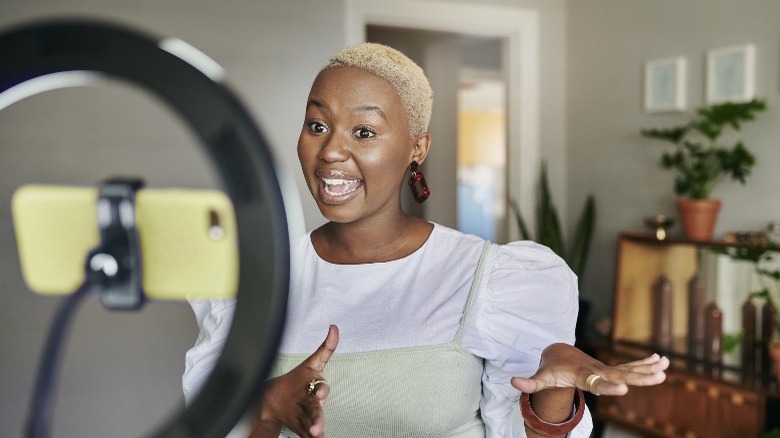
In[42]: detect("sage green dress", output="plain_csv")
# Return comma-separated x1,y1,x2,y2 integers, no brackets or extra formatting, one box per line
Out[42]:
271,242,491,437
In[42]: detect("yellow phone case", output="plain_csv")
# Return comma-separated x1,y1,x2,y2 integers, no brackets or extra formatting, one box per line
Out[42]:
12,185,238,300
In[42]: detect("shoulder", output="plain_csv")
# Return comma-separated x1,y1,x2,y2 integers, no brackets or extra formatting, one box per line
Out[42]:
461,239,579,370
428,222,485,251
426,225,577,289
491,240,576,276
484,240,578,307
467,239,579,350
429,224,572,272
425,223,487,268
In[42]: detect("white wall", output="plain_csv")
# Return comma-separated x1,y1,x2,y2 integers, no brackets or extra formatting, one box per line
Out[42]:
567,0,780,331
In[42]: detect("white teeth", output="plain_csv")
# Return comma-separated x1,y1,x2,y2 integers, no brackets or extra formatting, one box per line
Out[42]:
322,178,351,186
321,176,362,199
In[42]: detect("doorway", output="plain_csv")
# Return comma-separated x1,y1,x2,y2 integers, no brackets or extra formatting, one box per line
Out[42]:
347,0,541,243
366,27,508,242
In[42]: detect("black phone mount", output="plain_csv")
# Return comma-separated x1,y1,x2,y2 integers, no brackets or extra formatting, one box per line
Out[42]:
87,178,146,310
26,178,148,438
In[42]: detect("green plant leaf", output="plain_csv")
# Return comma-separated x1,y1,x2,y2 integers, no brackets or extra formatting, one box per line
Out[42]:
720,243,780,312
719,141,756,184
641,126,689,143
537,165,564,257
693,119,720,141
642,97,767,198
509,199,532,240
723,331,743,354
567,195,595,278
510,164,596,280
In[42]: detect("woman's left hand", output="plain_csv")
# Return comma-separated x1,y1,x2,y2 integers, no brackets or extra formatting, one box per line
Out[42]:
510,343,669,396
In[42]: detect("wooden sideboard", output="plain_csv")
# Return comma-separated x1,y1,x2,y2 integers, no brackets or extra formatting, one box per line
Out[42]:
592,232,780,437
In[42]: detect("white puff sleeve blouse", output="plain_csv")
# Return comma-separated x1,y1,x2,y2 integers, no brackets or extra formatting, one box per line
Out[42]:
460,238,592,437
182,223,592,437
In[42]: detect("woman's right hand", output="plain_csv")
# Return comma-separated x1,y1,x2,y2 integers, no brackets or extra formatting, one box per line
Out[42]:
250,325,339,438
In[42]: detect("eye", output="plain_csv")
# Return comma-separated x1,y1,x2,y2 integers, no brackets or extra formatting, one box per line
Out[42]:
307,121,328,134
354,127,376,139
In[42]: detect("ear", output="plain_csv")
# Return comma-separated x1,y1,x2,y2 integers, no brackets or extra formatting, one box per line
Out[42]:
411,133,431,165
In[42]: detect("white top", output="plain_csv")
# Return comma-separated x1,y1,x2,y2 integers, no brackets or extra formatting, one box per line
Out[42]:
182,223,592,437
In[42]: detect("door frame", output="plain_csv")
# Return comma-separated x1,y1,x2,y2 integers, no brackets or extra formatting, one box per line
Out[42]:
345,0,541,239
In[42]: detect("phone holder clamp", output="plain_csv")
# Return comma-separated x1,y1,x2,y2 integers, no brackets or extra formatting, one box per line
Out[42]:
85,178,146,310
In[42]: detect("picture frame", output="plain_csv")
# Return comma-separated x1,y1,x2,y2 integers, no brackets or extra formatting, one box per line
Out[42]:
706,44,755,104
644,57,686,113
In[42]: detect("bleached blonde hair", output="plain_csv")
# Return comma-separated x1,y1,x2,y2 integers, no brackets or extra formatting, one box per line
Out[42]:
322,43,433,137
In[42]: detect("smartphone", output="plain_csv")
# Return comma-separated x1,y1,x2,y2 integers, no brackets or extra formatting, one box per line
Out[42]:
11,184,238,300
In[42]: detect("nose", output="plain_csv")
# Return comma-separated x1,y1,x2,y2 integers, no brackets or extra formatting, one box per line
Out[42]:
317,131,349,163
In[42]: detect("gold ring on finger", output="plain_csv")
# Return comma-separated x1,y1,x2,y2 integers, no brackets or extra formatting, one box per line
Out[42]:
308,379,328,396
585,374,602,396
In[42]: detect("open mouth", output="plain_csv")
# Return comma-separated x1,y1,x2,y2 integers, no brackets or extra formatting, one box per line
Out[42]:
318,176,364,204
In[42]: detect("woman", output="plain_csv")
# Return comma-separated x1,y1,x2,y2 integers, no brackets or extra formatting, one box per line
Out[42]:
183,43,668,438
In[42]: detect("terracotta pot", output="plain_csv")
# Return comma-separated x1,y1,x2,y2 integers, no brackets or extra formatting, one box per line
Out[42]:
676,198,722,241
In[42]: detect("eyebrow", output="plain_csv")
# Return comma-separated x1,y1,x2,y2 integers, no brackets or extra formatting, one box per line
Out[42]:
353,105,386,120
306,99,387,120
306,98,326,111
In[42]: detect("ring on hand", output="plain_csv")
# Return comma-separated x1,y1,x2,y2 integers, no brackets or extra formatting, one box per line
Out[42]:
585,374,602,396
307,379,328,396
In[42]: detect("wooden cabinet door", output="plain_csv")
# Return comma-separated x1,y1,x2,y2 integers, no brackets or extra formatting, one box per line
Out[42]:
595,352,766,437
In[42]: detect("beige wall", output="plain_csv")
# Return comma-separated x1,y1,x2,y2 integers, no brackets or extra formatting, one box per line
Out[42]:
16,0,774,435
567,0,780,329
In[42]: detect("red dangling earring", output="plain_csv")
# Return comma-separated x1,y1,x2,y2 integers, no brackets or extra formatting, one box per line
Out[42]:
407,161,430,204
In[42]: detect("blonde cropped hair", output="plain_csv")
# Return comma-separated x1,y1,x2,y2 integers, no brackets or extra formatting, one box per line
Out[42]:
322,43,433,137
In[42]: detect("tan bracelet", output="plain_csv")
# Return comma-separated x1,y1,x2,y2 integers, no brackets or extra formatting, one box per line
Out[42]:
520,388,585,437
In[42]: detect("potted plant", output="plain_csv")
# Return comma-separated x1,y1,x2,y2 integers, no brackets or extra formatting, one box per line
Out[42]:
641,98,767,241
510,164,596,339
510,164,596,278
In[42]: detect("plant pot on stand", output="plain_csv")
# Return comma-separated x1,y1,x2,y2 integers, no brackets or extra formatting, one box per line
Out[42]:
642,99,767,243
676,198,722,241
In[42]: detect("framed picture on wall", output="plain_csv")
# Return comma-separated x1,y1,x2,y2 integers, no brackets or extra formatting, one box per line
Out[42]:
644,57,686,112
706,44,756,104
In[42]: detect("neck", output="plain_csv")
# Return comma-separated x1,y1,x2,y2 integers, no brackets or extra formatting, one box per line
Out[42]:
313,212,433,264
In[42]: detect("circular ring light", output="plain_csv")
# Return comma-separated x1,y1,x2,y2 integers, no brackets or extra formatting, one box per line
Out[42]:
0,19,296,437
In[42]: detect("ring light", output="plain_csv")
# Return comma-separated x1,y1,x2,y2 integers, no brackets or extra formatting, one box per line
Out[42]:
0,19,296,437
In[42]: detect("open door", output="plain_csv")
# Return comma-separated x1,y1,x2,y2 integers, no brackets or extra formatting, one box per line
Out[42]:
367,26,508,242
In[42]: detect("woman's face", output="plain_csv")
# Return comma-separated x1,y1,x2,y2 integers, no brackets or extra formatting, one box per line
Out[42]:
297,66,427,224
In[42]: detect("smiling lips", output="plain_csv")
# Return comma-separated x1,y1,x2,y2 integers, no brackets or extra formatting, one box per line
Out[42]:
318,176,364,204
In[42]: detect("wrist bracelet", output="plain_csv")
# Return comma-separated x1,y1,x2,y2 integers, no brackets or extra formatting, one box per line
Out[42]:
520,388,585,437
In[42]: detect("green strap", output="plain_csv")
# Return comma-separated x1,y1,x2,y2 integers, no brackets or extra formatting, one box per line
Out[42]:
455,241,492,345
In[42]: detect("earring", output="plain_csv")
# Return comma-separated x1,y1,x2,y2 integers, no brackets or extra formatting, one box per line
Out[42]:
407,161,430,204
